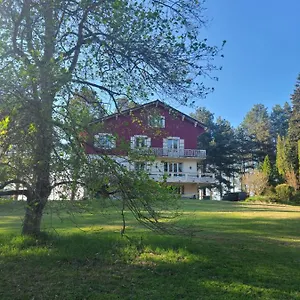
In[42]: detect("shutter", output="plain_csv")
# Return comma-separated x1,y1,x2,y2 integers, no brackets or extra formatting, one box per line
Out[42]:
130,136,135,149
147,137,151,148
161,116,165,128
163,138,168,148
163,138,168,156
179,139,184,156
179,139,184,149
111,136,116,149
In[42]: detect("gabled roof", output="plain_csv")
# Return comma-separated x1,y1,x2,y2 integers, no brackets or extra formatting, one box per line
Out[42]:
93,100,207,129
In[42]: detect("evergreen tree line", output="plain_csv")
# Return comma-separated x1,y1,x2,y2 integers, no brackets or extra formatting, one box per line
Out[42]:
191,75,300,201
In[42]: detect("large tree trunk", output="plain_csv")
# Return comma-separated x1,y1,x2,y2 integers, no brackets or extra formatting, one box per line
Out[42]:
21,3,56,236
22,199,47,236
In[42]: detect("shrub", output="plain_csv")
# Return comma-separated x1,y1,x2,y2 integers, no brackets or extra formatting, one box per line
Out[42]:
245,195,275,203
291,191,300,205
263,186,276,197
275,184,294,202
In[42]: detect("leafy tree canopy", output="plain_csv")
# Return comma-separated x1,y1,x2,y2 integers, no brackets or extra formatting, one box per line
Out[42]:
0,0,222,235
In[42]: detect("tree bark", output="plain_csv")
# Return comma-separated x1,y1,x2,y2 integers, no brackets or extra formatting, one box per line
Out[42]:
21,2,56,236
22,198,47,236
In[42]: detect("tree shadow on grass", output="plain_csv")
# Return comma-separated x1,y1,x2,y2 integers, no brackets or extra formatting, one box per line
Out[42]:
1,218,300,300
181,200,300,214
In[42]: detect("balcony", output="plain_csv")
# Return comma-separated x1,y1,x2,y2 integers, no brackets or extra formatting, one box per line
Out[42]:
149,172,215,184
147,148,206,159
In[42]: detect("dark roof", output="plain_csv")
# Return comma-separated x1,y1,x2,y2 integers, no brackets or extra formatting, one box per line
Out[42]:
92,100,207,129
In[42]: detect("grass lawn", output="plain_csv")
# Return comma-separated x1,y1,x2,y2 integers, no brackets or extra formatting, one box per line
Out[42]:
1,199,300,299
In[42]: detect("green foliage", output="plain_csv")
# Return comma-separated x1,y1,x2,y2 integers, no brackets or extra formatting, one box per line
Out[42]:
276,135,289,176
261,155,272,183
209,118,239,195
270,102,291,142
275,184,294,201
262,185,276,197
192,107,238,196
240,104,273,165
0,0,223,235
291,191,300,204
244,195,275,203
287,74,300,177
190,106,214,152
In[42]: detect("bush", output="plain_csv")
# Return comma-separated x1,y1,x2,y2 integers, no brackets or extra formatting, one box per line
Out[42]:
262,186,276,197
244,195,275,203
275,184,294,202
291,191,300,205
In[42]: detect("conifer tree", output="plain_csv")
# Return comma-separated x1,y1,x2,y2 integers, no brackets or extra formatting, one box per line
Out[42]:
287,74,300,186
241,104,273,164
262,155,272,184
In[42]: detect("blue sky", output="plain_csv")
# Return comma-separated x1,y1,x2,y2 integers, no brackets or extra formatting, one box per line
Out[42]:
182,0,300,127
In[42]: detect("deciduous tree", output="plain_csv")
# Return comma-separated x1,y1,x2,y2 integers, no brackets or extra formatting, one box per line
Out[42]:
0,0,222,235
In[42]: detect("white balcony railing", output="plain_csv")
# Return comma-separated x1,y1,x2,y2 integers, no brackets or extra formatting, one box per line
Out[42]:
149,172,215,184
147,148,206,158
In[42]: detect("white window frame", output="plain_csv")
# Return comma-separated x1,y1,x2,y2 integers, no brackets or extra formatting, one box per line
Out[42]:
164,162,183,174
95,133,116,149
167,137,180,150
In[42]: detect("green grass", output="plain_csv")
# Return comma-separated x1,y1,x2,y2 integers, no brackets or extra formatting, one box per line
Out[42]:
1,199,300,299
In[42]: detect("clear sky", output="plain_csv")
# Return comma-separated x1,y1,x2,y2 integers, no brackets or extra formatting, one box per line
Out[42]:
181,0,300,127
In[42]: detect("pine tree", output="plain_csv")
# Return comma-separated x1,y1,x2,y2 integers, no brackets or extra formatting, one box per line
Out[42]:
208,118,238,197
241,104,273,164
270,102,291,143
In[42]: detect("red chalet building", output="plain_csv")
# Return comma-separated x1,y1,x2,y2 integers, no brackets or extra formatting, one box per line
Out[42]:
85,100,214,199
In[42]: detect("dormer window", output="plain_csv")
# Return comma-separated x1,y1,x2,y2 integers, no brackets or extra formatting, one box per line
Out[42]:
148,115,165,128
95,133,116,149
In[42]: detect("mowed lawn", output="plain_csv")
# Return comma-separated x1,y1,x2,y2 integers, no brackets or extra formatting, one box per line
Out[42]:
1,200,300,300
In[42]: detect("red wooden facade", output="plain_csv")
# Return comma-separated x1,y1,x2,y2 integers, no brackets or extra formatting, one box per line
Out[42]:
85,100,206,154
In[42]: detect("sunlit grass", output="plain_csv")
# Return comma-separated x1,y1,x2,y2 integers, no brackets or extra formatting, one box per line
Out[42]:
1,199,300,299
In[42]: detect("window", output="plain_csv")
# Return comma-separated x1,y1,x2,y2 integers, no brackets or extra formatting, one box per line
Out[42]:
164,162,183,174
167,138,179,150
131,135,151,149
148,115,165,128
163,137,184,157
95,133,116,149
135,136,147,148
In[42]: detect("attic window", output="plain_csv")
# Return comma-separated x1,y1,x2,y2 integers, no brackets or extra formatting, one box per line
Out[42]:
148,115,165,128
95,133,116,149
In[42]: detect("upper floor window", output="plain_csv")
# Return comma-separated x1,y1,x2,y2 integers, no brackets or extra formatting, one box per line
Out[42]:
131,135,151,149
167,138,179,150
148,115,165,128
95,133,116,149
